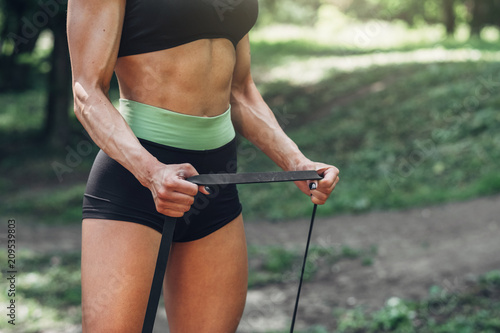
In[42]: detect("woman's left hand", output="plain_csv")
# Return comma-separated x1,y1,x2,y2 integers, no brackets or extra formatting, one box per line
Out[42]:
293,160,340,205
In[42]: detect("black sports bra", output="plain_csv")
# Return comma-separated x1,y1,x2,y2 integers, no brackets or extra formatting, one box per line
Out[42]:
118,0,259,57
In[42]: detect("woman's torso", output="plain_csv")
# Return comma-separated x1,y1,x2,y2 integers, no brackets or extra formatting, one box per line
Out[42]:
114,0,258,117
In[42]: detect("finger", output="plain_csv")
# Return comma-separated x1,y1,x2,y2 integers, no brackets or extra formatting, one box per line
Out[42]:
311,188,329,201
177,163,200,179
311,176,338,204
159,178,198,198
310,191,329,205
315,177,332,195
333,175,340,188
307,169,330,195
311,197,325,205
157,201,193,217
175,163,204,195
318,166,338,183
173,178,199,196
308,166,327,190
322,175,339,193
160,208,187,218
157,190,195,206
199,185,211,195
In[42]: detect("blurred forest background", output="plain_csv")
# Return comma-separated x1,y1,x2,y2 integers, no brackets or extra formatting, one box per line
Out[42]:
1,0,500,332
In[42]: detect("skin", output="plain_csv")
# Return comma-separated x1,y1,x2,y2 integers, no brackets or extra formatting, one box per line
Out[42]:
67,0,339,331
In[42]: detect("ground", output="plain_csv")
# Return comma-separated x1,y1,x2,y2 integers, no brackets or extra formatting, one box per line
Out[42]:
13,193,500,332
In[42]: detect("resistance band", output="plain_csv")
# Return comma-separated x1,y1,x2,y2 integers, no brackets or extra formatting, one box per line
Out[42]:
142,170,323,333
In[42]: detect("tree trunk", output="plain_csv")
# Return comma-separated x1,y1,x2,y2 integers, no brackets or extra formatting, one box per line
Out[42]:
470,0,485,37
443,0,456,36
44,20,72,148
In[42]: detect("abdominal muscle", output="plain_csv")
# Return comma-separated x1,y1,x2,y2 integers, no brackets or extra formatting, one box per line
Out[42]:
114,38,237,117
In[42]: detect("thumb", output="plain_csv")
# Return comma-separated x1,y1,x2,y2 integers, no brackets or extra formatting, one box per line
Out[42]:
179,163,200,178
308,167,327,190
177,163,210,195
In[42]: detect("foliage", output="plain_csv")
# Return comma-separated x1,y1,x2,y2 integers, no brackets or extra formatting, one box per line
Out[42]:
0,0,64,91
238,57,500,220
256,0,322,27
266,325,330,333
265,268,500,332
342,0,500,37
247,244,375,288
342,0,460,25
2,33,500,222
4,248,499,332
0,92,96,223
0,250,81,332
332,277,500,333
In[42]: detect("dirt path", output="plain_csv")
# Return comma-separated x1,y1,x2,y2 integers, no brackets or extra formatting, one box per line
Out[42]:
9,194,500,332
241,194,500,332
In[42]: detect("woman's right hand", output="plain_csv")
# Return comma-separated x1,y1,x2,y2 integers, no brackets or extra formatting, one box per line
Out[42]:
146,162,210,218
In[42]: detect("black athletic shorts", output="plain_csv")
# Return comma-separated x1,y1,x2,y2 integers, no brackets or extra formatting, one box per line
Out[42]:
82,138,242,242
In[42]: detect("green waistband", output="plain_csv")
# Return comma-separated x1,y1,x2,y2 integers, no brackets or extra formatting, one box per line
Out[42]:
119,99,235,150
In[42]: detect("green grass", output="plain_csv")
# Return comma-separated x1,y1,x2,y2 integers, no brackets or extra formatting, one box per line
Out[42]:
331,275,500,333
1,249,498,332
2,33,500,222
265,270,500,332
0,244,370,331
247,244,376,288
0,250,81,332
2,20,500,333
237,60,500,220
0,123,97,224
3,184,87,224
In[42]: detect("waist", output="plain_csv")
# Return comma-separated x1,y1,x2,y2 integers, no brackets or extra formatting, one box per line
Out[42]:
119,99,235,151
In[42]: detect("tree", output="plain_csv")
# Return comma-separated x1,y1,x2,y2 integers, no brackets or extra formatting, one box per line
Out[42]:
0,0,71,148
0,0,43,91
44,9,71,148
342,0,500,39
469,0,500,37
443,0,456,36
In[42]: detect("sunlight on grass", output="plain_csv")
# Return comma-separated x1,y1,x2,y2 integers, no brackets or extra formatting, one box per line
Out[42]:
0,290,66,332
255,48,500,85
3,16,500,223
239,59,500,219
481,26,500,42
252,5,451,49
251,7,500,85
0,250,81,332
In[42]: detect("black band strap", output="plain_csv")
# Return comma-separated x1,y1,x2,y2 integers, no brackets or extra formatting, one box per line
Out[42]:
142,170,322,332
187,170,322,186
290,203,317,333
142,216,175,333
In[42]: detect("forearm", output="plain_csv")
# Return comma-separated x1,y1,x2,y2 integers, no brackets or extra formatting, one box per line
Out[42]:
230,80,309,171
73,81,160,187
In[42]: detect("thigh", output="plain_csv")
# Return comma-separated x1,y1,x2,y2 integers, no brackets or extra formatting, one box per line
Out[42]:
81,218,161,332
164,214,248,333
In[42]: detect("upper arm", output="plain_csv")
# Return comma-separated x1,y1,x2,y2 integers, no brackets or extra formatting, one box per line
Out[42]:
231,34,253,94
67,0,125,95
